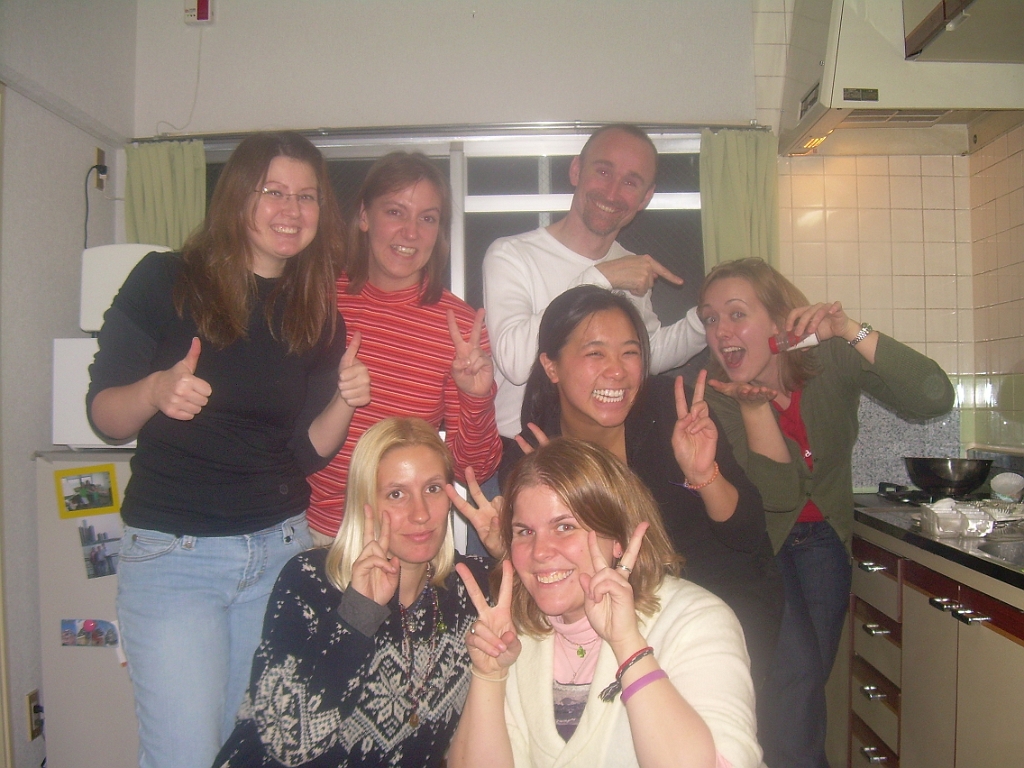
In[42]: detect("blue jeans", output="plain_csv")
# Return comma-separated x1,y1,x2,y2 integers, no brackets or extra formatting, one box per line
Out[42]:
759,521,851,768
116,513,311,768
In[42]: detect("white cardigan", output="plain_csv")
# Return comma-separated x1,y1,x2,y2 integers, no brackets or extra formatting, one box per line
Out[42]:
503,577,765,768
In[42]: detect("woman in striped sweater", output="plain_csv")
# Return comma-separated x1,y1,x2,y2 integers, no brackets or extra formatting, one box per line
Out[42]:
306,152,502,542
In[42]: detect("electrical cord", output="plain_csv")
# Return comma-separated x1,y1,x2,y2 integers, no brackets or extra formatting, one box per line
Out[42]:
83,163,107,249
156,26,204,135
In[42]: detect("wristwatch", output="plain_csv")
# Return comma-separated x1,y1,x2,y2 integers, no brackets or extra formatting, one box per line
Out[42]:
849,322,873,347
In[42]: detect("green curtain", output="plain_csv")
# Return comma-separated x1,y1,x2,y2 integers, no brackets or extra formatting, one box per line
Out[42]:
125,140,206,250
699,128,779,273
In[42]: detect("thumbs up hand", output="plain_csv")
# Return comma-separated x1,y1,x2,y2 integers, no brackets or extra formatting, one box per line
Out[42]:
152,337,212,420
338,331,371,408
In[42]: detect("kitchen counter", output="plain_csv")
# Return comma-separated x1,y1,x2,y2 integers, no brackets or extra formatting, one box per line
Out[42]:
853,493,1024,610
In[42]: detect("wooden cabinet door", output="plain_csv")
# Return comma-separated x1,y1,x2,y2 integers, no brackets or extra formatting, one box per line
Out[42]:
852,537,902,621
899,561,958,768
954,586,1024,768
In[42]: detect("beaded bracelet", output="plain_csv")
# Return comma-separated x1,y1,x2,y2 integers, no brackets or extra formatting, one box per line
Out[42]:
599,646,654,702
620,669,668,704
683,461,719,491
470,667,509,682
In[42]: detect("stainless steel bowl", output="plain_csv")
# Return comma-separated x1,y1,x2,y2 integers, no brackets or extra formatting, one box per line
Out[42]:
904,457,993,498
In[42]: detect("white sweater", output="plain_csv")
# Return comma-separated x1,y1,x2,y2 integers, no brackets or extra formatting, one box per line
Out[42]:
504,577,765,768
482,227,707,437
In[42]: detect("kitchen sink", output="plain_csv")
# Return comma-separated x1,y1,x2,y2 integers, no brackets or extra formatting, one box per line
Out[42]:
975,540,1024,570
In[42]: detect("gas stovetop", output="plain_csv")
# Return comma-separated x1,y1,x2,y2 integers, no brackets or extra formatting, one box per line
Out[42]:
875,482,990,507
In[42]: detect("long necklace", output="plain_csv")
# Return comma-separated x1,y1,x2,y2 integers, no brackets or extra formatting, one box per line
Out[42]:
398,567,443,728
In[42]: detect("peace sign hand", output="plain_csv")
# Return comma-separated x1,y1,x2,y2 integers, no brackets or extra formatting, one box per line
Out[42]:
512,422,550,456
448,308,495,398
446,466,505,558
456,560,521,676
580,523,648,650
671,372,718,486
350,504,399,606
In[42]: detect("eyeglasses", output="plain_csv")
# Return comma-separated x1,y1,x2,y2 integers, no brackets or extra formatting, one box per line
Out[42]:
257,186,321,208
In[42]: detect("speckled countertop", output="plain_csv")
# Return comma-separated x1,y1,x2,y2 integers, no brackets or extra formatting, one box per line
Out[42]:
853,494,1024,597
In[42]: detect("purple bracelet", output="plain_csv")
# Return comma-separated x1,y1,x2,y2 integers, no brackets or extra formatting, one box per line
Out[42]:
620,669,668,704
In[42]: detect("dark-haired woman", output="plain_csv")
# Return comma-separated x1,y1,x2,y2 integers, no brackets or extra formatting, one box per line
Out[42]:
503,284,782,689
88,132,370,768
306,151,501,542
699,258,954,768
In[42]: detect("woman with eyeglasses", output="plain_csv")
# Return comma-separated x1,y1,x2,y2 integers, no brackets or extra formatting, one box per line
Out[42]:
305,151,502,544
88,132,370,768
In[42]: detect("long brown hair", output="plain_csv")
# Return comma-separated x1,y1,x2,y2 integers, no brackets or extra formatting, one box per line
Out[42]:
344,151,451,305
174,132,345,354
498,438,681,637
699,258,820,392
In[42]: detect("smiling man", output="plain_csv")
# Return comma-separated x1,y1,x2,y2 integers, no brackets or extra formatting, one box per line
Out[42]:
483,124,707,439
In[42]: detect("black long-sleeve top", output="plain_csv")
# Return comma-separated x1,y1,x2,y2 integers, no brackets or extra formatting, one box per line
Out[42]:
87,252,347,536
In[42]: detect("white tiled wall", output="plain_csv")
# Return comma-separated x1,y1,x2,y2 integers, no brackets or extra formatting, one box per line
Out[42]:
966,124,1024,449
776,153,974,375
971,125,1024,376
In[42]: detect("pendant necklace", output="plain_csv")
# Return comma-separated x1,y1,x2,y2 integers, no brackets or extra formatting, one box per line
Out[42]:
556,632,600,685
576,636,599,659
398,565,442,728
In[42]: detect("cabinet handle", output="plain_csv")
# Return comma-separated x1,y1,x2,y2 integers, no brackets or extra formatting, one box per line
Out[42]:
858,561,887,573
859,746,889,763
860,684,888,701
929,596,958,611
952,609,992,625
861,623,891,637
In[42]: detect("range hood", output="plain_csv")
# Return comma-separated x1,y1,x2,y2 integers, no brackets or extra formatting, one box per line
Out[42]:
779,0,1024,156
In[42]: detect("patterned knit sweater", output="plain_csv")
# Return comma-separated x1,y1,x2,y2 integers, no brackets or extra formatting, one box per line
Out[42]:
306,275,502,536
214,549,490,768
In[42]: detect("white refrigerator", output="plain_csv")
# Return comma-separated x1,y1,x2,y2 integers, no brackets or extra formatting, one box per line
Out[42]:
36,451,139,766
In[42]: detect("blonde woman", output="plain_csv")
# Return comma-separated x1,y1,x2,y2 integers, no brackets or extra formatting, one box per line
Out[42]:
699,258,955,768
214,418,491,767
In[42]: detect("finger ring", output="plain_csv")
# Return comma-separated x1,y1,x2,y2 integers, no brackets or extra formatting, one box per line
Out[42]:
616,564,632,573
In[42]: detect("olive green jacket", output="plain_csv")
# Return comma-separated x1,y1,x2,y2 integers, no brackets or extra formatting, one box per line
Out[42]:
706,335,955,552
